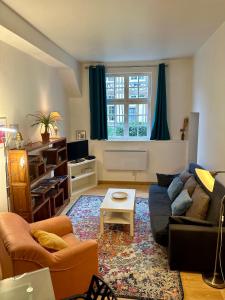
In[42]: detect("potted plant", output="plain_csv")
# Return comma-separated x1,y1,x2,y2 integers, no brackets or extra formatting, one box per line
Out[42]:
28,112,56,143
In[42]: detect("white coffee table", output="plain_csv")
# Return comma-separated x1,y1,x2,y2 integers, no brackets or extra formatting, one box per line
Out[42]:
100,188,136,236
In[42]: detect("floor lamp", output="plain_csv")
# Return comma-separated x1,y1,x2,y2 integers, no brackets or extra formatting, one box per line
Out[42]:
195,168,225,289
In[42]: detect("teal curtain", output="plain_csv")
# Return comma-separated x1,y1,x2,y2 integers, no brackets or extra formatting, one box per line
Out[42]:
89,65,108,140
150,63,170,140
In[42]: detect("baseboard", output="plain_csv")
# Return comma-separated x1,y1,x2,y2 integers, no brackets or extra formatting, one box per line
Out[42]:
98,180,155,185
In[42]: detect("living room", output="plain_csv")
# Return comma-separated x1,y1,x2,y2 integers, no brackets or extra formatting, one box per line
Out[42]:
0,1,225,299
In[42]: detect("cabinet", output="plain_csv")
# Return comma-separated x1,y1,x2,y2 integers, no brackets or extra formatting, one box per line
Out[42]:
7,138,69,222
68,159,97,198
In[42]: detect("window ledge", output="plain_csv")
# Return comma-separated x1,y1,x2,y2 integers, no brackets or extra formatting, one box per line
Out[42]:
103,139,188,143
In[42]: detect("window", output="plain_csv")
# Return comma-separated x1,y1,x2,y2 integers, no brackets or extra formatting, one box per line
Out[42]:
106,73,151,140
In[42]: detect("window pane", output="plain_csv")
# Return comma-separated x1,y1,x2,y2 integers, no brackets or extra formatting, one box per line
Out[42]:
106,89,114,99
129,126,137,136
107,104,124,138
115,88,124,99
138,126,147,136
129,88,138,99
139,87,148,98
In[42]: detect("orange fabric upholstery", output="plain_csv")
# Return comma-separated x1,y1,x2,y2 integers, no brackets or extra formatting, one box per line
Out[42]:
0,212,98,300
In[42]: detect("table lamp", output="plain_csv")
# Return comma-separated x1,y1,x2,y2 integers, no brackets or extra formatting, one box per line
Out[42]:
195,168,225,289
50,112,62,137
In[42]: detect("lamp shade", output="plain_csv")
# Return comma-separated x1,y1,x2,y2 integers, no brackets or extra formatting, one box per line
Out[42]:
195,168,215,192
51,112,62,121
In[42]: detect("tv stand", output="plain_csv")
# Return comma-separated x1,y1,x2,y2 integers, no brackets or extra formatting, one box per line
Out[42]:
70,158,86,164
68,159,97,198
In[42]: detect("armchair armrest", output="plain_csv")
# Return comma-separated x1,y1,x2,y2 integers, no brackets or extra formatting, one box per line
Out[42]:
168,223,225,272
30,216,73,237
50,240,98,271
49,240,98,298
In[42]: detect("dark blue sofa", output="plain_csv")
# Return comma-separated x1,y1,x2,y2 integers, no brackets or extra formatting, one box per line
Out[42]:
149,163,225,272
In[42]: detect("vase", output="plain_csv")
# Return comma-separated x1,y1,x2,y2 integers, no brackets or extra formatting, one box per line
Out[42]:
41,132,50,143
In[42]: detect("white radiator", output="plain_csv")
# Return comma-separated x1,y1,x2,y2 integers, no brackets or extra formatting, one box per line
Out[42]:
103,149,148,171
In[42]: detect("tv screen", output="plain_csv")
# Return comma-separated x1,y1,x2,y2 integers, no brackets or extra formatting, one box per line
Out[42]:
67,140,89,161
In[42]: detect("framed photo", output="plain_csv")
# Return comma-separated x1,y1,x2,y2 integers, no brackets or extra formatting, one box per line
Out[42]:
0,117,7,144
76,130,86,140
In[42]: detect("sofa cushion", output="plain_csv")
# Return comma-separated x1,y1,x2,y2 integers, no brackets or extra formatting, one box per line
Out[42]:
167,177,184,202
185,185,210,220
179,170,192,184
188,163,204,174
156,173,178,187
184,176,197,196
171,190,193,216
150,184,168,194
150,215,169,246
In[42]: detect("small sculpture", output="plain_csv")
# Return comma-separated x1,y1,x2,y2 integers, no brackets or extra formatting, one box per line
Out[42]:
180,117,189,140
15,132,24,149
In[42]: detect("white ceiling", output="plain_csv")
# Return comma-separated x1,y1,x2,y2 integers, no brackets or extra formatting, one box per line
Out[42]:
2,0,225,62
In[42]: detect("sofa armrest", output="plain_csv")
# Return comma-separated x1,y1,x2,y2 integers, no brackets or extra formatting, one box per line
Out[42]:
169,216,214,227
168,224,225,272
30,216,73,237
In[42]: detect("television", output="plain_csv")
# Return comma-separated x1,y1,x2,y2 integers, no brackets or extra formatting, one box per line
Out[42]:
67,140,89,161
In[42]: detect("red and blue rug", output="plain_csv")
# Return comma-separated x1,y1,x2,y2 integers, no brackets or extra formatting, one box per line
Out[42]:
66,195,183,300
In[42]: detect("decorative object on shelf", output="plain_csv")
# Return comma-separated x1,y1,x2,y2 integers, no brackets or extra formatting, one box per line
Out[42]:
28,111,56,143
195,168,225,289
15,131,24,149
50,111,62,137
180,117,189,140
111,191,128,200
76,130,86,140
0,117,8,144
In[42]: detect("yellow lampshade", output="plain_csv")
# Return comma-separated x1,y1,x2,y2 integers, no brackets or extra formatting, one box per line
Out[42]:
51,112,62,121
195,168,215,192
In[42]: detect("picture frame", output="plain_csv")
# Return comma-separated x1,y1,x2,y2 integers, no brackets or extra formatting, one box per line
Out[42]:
76,130,86,140
0,117,7,144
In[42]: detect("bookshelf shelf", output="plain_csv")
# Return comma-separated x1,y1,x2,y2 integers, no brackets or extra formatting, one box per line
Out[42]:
8,138,69,222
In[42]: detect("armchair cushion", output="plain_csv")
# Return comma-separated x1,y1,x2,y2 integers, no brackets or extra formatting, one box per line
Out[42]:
32,230,68,251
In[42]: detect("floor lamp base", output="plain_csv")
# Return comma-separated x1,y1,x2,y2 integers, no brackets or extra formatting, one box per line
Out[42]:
202,273,225,289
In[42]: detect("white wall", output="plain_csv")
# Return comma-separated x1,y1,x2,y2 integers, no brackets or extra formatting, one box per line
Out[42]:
193,22,225,185
69,58,192,182
0,41,70,142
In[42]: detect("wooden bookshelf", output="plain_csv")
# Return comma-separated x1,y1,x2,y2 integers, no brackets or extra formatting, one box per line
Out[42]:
7,138,69,222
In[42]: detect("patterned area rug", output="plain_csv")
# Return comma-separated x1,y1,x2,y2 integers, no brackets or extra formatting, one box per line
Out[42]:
66,195,183,300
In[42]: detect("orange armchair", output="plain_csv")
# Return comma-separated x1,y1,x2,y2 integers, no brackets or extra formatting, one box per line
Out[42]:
0,212,98,300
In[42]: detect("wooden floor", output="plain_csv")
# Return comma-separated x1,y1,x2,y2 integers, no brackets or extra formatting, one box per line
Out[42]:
84,183,225,300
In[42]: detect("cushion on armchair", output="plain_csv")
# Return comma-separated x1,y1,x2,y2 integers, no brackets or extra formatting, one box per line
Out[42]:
32,230,68,251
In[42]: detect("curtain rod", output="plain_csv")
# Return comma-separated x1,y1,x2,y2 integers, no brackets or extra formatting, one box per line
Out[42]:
85,64,168,69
